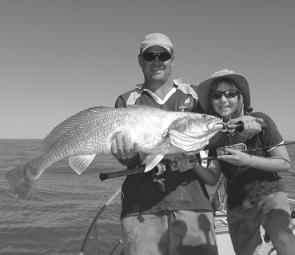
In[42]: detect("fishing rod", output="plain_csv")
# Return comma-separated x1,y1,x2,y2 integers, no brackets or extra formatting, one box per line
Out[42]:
78,187,121,255
99,163,167,181
99,140,295,181
201,140,295,161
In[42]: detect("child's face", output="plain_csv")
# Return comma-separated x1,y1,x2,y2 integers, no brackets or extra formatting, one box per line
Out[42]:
210,82,240,119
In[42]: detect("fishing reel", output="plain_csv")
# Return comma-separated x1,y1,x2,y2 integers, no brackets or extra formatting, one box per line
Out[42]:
148,162,167,192
148,162,167,176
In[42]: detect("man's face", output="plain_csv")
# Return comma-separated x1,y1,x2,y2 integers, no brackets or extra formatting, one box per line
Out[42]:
138,46,174,83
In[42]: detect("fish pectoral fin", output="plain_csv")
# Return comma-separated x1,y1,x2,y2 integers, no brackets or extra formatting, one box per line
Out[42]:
143,154,164,172
169,129,208,152
68,154,96,175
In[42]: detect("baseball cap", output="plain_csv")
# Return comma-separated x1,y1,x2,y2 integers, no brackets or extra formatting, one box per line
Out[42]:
140,33,174,54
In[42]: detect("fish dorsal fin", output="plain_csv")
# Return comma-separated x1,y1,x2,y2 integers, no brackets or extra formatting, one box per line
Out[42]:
169,129,208,152
42,106,110,152
143,154,164,172
68,154,96,175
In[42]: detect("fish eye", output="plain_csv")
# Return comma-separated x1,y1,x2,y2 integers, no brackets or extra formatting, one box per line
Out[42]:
202,114,208,119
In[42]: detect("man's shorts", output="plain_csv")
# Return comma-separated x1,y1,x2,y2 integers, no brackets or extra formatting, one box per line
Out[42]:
121,210,218,255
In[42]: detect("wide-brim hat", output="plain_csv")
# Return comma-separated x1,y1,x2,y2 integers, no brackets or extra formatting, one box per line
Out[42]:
197,69,251,112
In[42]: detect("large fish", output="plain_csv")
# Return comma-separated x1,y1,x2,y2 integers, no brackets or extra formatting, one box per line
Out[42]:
6,106,222,198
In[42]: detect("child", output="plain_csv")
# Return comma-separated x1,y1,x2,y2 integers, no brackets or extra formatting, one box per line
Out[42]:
195,69,295,255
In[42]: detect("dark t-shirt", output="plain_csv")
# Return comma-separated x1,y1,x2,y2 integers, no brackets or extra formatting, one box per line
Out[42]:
115,81,213,218
208,112,284,210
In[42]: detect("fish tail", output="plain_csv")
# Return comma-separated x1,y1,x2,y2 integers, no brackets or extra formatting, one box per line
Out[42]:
5,162,37,199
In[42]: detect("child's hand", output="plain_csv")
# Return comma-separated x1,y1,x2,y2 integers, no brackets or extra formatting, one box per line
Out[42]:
228,116,263,139
218,148,250,166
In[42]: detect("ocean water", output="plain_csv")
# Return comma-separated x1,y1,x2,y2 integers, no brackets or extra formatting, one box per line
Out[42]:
1,139,295,255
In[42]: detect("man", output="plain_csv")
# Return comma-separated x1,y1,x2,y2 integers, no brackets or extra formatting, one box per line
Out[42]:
111,33,262,255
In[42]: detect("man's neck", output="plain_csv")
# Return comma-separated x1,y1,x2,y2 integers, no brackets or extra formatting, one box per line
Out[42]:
143,79,174,99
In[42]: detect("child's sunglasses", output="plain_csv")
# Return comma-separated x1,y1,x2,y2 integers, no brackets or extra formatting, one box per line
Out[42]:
142,51,172,62
210,90,240,100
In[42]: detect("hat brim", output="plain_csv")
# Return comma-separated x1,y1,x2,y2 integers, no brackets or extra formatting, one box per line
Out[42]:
141,45,173,54
197,73,251,112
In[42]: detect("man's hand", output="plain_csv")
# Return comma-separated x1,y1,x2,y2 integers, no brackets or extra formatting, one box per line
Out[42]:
169,154,197,172
111,132,138,160
227,116,264,139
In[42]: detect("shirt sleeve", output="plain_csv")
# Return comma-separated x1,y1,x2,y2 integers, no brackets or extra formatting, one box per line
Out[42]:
114,95,126,108
252,112,284,149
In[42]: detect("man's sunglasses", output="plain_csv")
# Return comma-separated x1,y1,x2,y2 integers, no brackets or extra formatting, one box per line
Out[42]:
210,90,240,100
142,51,172,62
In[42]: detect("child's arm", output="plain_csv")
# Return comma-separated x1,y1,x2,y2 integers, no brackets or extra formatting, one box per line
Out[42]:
218,146,291,172
193,159,221,186
174,154,221,185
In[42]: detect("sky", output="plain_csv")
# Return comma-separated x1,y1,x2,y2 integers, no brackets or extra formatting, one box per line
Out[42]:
0,0,294,140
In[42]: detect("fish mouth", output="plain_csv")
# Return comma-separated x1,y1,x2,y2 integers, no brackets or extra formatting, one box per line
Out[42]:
214,122,226,131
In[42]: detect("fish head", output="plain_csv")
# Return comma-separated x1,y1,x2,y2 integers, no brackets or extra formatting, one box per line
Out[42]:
186,113,223,138
168,113,223,152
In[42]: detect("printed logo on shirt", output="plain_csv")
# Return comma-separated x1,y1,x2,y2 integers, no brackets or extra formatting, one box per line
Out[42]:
179,96,194,112
216,143,247,156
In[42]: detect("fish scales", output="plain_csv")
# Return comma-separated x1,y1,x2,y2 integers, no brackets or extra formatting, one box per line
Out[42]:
6,105,222,199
